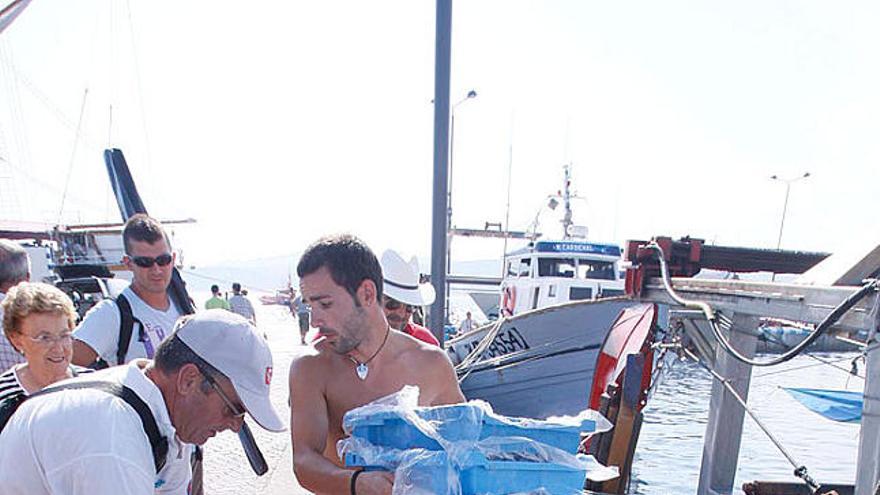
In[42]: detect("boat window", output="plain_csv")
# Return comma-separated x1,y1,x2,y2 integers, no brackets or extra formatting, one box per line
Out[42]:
577,260,616,280
518,258,531,277
506,260,517,277
538,258,576,278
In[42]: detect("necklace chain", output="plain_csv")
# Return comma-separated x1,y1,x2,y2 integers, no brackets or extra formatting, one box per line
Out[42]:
351,326,391,366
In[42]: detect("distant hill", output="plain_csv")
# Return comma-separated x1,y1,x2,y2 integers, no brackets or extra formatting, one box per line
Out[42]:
180,254,503,297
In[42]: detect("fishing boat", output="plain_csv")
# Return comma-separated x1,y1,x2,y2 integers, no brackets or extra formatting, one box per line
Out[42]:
447,165,649,419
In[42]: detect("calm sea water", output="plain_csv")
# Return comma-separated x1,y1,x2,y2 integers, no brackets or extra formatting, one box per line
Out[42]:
632,352,862,493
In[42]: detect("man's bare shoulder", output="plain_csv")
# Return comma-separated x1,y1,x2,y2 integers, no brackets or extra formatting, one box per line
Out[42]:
288,343,340,382
395,332,454,366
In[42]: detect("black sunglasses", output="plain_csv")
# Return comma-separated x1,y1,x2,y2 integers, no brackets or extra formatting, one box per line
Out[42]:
129,253,173,268
383,298,413,312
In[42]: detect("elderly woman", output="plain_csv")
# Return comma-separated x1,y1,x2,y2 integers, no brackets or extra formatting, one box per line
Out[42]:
0,282,92,404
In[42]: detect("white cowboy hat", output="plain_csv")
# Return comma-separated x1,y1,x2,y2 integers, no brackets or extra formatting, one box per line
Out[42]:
380,249,436,306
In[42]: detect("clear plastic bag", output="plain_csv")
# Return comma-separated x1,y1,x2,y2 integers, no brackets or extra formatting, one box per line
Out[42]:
338,386,618,494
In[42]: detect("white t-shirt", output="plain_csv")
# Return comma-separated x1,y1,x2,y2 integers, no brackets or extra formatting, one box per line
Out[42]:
74,287,182,365
0,361,192,495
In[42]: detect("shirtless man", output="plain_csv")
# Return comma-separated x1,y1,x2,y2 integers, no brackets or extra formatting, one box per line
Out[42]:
289,234,464,495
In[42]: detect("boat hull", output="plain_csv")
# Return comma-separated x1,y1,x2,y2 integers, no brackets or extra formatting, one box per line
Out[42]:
447,298,637,418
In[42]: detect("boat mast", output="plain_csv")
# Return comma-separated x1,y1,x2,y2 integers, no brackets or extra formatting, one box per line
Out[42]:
561,163,573,240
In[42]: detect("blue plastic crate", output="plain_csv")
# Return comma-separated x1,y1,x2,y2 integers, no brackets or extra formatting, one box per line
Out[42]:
346,402,594,453
345,450,587,495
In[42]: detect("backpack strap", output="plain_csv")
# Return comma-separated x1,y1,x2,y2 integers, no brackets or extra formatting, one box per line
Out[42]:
30,381,169,473
115,294,144,366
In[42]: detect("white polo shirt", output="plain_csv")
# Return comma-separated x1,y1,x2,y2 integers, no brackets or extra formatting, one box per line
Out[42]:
0,361,192,494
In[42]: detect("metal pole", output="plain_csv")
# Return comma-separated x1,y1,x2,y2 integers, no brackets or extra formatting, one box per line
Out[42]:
430,0,452,344
770,172,809,281
775,182,791,250
445,111,455,324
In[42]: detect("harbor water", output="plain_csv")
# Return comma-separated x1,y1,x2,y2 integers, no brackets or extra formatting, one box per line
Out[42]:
203,303,863,494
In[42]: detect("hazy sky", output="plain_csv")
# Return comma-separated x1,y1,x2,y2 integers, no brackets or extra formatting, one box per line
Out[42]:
1,1,877,268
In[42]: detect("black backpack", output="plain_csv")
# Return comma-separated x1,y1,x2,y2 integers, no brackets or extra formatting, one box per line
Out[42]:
0,380,169,473
90,293,143,369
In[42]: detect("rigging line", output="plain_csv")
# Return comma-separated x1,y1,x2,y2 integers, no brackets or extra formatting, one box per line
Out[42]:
754,355,864,380
125,0,153,176
682,347,822,493
0,48,101,148
57,88,89,224
754,328,865,379
178,268,279,294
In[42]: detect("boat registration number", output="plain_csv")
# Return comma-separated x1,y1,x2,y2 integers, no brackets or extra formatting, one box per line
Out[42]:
464,327,530,359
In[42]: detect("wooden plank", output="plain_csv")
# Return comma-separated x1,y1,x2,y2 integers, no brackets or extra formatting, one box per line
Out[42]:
697,314,758,495
641,278,877,332
600,354,646,494
742,481,853,495
855,306,880,495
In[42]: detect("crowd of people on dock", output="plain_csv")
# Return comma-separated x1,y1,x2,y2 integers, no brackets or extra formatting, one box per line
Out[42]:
0,214,465,494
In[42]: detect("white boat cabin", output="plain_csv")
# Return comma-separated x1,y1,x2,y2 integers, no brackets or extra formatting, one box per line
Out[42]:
500,240,625,316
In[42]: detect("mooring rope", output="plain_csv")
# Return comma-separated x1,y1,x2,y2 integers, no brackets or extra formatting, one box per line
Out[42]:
681,347,822,493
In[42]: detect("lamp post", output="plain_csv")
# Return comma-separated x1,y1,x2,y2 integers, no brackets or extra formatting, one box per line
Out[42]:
445,89,477,323
770,172,810,281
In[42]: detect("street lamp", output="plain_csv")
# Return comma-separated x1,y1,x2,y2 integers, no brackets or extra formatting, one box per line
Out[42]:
770,172,810,281
770,172,810,250
445,89,477,323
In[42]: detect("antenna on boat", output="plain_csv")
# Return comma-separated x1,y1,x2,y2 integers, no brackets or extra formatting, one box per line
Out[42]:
501,113,514,275
561,163,573,240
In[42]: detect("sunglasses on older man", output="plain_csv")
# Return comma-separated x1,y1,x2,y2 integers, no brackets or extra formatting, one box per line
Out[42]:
128,253,173,268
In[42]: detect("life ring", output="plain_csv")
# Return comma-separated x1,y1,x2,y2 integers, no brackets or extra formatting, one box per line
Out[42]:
501,286,516,316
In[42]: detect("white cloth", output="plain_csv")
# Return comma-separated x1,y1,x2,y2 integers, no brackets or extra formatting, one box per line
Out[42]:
0,361,191,495
228,294,255,322
0,292,27,373
73,287,182,365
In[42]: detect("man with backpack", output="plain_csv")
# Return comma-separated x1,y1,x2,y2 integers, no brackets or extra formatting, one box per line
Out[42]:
72,214,181,368
0,310,286,494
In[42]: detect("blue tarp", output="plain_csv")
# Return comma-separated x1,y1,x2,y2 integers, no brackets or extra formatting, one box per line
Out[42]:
784,387,863,423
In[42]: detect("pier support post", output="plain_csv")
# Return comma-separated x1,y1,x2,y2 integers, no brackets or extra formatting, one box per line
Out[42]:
697,313,758,495
855,297,880,495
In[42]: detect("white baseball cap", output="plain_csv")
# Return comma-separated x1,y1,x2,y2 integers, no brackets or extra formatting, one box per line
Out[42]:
175,310,286,432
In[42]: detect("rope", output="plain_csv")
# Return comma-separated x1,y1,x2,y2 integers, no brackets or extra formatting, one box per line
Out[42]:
682,347,821,493
57,88,89,224
646,242,880,367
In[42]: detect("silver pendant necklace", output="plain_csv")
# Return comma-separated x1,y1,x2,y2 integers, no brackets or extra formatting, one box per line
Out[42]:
349,326,390,380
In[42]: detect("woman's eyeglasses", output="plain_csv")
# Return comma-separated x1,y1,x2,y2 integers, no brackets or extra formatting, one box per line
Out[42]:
128,253,173,268
27,332,74,346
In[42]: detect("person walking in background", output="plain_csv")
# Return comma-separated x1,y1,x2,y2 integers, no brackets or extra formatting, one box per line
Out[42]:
228,282,256,325
379,249,440,347
205,284,231,311
458,311,475,334
0,240,29,373
291,294,310,345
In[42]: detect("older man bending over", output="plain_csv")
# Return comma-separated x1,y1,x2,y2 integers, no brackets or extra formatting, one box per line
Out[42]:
0,310,285,494
290,234,464,495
